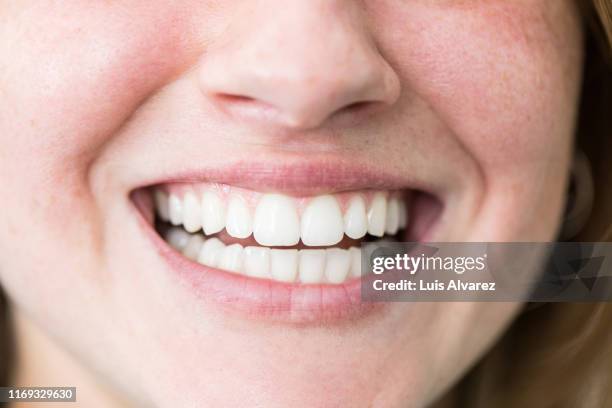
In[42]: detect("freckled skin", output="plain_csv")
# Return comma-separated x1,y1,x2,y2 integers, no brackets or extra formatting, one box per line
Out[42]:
0,1,582,407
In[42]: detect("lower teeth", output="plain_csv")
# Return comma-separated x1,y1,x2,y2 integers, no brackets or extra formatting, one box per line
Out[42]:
163,226,368,284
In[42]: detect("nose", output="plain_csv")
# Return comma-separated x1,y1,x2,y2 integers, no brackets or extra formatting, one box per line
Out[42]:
198,0,401,129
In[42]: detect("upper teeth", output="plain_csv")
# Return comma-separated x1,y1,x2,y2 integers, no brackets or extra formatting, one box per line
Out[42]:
154,186,408,247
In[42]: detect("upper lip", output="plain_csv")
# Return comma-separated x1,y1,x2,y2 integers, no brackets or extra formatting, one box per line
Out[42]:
132,157,448,199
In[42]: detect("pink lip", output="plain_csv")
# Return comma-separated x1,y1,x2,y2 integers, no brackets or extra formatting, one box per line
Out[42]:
136,159,445,197
158,240,383,324
130,160,442,324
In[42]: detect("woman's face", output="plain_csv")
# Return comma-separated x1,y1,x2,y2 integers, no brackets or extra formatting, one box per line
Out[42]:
0,1,583,407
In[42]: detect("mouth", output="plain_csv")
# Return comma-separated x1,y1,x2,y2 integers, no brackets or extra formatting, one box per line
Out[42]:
132,162,443,323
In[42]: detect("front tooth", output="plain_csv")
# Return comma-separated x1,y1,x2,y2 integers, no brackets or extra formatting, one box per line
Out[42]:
183,192,202,233
301,195,344,246
299,250,326,284
165,227,190,251
344,196,368,239
168,194,183,226
197,237,225,267
219,243,244,273
324,248,351,284
270,249,298,283
226,195,253,239
253,194,300,246
367,193,387,237
398,200,408,229
385,197,400,235
182,235,205,261
349,247,362,278
201,191,226,235
244,246,271,278
154,190,170,222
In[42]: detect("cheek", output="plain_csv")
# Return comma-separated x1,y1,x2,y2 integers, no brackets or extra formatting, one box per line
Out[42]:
374,1,583,166
371,1,582,238
0,2,191,162
0,3,201,295
0,3,195,245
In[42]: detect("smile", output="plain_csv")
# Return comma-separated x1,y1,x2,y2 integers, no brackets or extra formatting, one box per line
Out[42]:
132,162,443,322
154,185,409,284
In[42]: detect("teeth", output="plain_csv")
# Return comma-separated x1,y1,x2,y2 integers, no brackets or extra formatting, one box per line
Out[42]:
219,243,244,273
182,192,202,233
298,249,326,284
182,235,204,261
201,190,226,235
253,194,300,246
398,200,408,229
349,247,362,278
158,188,408,244
158,187,408,284
164,227,190,251
343,196,368,239
168,194,183,226
324,248,351,284
197,237,225,267
154,190,170,222
244,246,271,278
270,249,299,283
226,195,253,239
301,195,344,246
165,228,366,285
367,193,387,237
385,197,400,235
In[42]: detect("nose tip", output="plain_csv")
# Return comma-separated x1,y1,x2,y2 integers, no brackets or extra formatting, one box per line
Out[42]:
198,2,401,130
203,63,399,129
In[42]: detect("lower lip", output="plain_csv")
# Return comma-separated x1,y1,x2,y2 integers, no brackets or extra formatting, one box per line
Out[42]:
133,191,386,324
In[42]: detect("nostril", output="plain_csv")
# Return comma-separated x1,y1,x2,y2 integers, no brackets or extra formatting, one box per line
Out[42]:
211,93,386,129
341,101,375,113
212,93,281,120
215,93,258,104
330,100,384,124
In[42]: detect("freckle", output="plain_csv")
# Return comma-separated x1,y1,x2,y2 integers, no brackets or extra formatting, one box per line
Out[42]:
7,220,18,238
